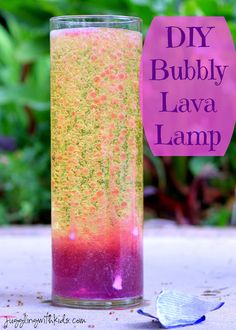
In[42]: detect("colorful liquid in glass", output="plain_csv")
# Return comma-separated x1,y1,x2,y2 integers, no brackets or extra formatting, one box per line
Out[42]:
51,27,143,306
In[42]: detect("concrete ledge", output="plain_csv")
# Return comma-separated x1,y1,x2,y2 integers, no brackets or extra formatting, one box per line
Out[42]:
0,223,235,330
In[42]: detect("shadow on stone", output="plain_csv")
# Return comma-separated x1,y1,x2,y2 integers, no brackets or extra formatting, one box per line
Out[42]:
127,321,161,329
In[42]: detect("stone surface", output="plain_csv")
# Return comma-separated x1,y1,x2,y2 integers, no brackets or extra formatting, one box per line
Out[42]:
0,222,235,329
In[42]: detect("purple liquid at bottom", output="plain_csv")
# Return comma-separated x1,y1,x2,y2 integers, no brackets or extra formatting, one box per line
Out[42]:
52,237,143,300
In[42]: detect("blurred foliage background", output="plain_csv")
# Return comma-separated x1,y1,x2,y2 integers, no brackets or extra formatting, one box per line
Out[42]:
0,0,235,226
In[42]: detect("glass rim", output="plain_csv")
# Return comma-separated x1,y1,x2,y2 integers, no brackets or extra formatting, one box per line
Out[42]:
50,15,142,25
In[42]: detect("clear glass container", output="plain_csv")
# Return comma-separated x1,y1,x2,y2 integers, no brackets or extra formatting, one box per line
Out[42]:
50,15,143,309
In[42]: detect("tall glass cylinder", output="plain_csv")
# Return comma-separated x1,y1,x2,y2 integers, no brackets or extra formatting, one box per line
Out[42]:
50,15,143,308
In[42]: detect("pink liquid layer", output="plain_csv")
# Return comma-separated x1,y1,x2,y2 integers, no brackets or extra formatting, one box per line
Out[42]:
52,232,143,300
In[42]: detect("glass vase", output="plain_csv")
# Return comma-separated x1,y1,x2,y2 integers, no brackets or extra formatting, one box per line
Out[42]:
50,15,143,309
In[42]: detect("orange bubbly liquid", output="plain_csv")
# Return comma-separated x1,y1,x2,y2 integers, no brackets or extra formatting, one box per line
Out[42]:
51,27,143,300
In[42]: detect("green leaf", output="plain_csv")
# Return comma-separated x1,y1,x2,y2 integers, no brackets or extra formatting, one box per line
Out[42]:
144,141,166,189
179,0,204,15
0,204,8,225
204,207,231,227
0,85,49,111
189,156,217,176
15,38,48,62
0,25,14,64
172,157,188,183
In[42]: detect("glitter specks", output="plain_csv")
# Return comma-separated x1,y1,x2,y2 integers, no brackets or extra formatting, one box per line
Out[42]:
51,27,143,236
